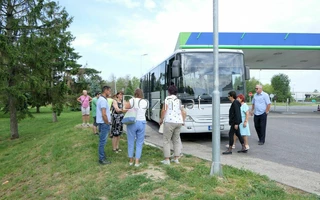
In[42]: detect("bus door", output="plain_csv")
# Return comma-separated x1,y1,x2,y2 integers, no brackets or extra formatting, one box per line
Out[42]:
159,61,167,113
146,72,152,120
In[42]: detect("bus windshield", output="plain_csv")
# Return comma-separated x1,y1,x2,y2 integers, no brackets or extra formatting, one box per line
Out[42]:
176,52,245,104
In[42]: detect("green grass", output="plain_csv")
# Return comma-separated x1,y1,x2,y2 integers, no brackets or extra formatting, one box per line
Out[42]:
0,107,318,199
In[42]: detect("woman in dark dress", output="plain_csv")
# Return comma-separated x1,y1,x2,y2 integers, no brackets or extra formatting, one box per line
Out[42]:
223,91,247,155
111,91,125,153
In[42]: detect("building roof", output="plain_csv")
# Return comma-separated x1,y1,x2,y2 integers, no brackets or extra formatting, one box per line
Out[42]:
175,32,320,70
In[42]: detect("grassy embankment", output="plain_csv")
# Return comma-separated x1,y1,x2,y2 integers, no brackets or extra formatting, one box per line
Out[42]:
0,107,318,199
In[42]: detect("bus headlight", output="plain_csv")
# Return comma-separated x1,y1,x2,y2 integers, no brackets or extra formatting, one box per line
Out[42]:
185,115,194,122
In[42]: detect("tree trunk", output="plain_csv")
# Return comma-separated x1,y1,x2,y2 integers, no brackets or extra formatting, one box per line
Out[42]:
9,95,19,139
36,105,40,113
52,111,58,122
6,1,19,139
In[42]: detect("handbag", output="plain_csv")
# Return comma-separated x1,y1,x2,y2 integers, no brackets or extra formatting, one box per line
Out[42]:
121,108,138,125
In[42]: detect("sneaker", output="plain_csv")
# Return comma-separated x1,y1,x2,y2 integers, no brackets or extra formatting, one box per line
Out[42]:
82,123,86,127
129,162,134,166
116,148,122,152
225,144,235,149
161,160,170,165
134,163,141,167
86,123,90,127
99,160,111,165
112,149,118,153
170,159,180,164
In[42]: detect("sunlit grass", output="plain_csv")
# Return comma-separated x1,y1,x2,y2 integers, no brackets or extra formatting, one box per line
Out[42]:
0,107,318,199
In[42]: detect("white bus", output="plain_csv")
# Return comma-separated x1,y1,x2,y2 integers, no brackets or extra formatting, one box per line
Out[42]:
140,48,250,133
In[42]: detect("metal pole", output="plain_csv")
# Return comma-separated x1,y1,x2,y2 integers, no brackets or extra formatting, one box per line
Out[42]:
210,0,222,176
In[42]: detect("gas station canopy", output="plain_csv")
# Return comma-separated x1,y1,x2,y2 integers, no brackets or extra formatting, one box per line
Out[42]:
175,32,320,70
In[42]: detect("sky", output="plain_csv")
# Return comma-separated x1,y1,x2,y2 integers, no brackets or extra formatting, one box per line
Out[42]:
58,0,320,93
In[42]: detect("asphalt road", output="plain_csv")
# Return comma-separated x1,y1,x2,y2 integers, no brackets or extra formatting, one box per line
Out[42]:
147,106,320,173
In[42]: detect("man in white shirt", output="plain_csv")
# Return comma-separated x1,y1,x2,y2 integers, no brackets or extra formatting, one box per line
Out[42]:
250,85,271,145
96,86,112,165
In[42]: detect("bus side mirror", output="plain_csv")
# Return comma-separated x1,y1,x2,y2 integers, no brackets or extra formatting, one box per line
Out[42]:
172,60,181,78
245,65,250,80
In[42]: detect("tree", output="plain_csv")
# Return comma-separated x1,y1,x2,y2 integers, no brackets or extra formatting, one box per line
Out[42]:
89,75,102,96
116,77,127,93
262,84,274,96
125,80,134,100
67,67,102,111
32,1,80,122
132,76,140,89
1,0,46,139
245,77,260,100
271,73,291,102
0,0,79,138
73,67,101,93
103,75,141,96
311,89,319,98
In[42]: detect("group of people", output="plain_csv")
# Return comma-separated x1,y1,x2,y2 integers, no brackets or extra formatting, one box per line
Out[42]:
78,89,126,153
77,85,186,166
223,85,271,155
77,84,271,165
78,87,148,166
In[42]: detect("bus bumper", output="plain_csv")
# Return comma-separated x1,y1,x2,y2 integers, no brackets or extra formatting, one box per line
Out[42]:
180,122,230,133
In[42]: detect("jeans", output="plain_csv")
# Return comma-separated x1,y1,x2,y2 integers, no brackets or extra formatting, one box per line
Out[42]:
126,120,146,159
98,123,110,161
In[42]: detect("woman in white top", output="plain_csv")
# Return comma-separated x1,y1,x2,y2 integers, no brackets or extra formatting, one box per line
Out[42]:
159,85,186,165
124,89,148,167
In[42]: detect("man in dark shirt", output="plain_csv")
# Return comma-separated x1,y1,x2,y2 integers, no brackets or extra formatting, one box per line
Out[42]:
223,91,247,155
